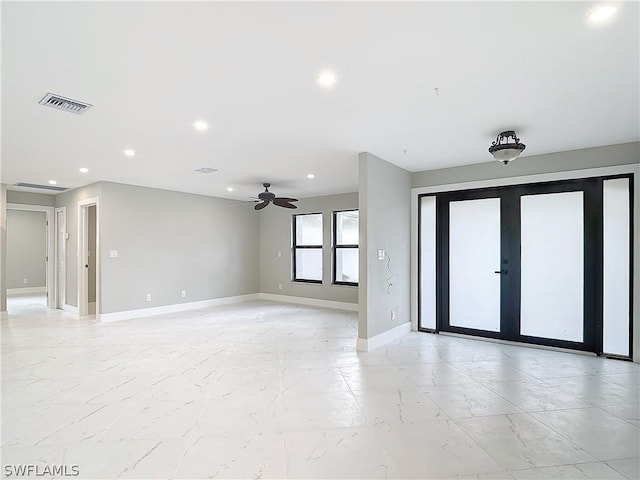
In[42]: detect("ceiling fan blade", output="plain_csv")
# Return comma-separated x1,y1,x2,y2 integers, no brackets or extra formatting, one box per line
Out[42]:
274,197,298,203
254,201,270,210
273,198,297,209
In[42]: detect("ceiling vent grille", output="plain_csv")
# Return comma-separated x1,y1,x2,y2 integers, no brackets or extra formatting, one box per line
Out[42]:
195,167,219,174
14,182,69,192
38,93,92,115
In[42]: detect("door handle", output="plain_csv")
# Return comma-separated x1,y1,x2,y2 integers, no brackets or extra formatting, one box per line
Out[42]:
494,270,508,275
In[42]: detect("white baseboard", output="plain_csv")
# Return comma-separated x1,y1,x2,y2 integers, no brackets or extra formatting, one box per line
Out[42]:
7,286,46,295
98,293,261,323
357,322,411,352
64,304,79,315
258,293,358,312
0,311,7,320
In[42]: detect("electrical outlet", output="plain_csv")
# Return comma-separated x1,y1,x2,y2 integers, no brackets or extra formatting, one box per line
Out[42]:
23,278,28,284
181,290,186,298
377,249,386,260
145,293,152,302
277,251,282,258
278,283,283,290
391,310,396,320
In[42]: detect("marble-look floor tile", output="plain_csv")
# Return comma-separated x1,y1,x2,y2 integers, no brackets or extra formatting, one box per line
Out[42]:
99,398,206,442
511,461,626,479
542,375,639,407
456,413,596,470
340,365,415,391
421,382,523,419
281,390,368,431
175,431,286,479
531,408,640,461
352,386,447,425
3,297,639,479
398,363,479,387
600,404,640,426
372,419,504,478
285,426,398,479
605,458,640,480
280,366,350,393
482,381,592,412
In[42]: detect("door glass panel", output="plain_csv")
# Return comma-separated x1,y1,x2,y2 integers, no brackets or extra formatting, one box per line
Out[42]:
603,178,630,356
520,191,583,342
420,196,437,330
449,198,501,332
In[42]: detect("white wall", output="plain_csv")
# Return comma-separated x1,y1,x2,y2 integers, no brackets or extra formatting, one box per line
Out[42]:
98,182,260,314
359,152,411,344
6,209,46,289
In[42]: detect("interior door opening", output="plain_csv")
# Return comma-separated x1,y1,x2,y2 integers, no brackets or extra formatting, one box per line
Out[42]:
78,199,99,317
5,204,55,312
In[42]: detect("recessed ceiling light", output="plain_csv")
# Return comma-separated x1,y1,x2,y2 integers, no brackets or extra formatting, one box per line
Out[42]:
193,120,208,132
307,173,315,179
79,167,89,173
227,187,234,192
317,71,337,88
123,149,135,157
588,4,617,23
48,180,57,185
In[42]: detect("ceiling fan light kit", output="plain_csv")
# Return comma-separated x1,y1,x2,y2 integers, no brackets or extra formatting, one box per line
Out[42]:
254,183,299,210
489,130,526,165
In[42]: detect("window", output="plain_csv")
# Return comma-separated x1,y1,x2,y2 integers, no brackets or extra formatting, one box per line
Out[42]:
292,213,323,283
333,210,359,285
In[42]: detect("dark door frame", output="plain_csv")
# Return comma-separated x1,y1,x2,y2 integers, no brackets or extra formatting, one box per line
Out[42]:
417,173,634,358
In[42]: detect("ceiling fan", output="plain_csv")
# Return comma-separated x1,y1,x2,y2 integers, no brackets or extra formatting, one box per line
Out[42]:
254,183,298,210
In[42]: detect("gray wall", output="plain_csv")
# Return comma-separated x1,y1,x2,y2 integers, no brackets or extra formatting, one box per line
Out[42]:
412,142,640,188
6,209,46,289
359,152,411,339
6,191,55,207
259,192,358,304
0,184,6,313
98,182,260,314
88,205,96,303
54,183,103,307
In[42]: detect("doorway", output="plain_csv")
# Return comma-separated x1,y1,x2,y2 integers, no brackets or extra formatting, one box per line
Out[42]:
419,175,633,358
6,203,55,310
78,198,99,317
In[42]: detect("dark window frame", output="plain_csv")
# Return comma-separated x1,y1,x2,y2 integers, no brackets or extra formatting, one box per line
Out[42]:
292,212,323,284
333,209,359,286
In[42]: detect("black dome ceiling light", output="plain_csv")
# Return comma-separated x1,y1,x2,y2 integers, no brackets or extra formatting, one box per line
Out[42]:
488,130,526,165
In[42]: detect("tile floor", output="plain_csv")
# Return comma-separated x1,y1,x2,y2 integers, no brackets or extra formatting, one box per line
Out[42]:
1,295,639,479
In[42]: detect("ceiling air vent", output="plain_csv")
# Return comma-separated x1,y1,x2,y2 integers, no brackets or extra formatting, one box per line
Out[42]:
14,182,69,192
38,93,93,115
195,167,219,174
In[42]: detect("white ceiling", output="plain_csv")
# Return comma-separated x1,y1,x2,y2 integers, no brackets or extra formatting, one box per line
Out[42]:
2,1,638,200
